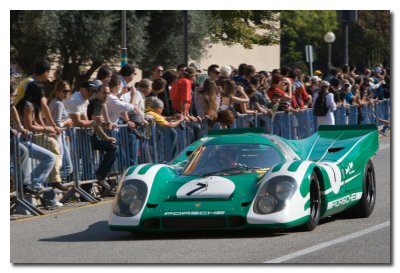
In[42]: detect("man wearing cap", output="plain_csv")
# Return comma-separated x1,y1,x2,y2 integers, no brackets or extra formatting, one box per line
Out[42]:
312,81,337,126
64,81,99,128
308,76,321,96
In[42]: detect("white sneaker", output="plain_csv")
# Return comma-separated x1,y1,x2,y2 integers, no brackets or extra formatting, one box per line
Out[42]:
54,201,64,207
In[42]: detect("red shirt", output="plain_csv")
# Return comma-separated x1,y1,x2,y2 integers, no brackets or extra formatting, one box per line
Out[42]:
170,77,193,114
267,87,287,101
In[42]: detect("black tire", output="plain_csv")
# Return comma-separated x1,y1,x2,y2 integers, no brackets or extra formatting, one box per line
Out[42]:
302,172,321,231
346,159,376,218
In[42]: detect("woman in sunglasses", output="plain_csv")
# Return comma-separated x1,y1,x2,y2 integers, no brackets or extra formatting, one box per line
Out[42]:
48,80,74,181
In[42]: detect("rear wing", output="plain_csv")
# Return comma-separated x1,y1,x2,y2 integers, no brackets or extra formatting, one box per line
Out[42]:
285,124,379,161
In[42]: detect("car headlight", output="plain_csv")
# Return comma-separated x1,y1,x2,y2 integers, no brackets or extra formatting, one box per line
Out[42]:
254,176,297,215
256,194,277,214
275,180,296,201
114,179,148,217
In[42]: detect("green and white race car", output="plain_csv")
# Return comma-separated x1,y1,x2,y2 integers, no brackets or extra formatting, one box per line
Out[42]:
109,125,379,232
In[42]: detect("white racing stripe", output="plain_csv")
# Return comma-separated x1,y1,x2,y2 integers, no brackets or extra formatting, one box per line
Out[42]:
263,221,390,263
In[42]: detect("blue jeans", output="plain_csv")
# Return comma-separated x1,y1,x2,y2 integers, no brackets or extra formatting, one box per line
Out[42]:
60,132,73,177
10,139,31,187
24,140,56,190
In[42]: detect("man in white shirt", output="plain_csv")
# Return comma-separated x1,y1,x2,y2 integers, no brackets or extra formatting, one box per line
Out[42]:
106,74,135,129
64,81,98,127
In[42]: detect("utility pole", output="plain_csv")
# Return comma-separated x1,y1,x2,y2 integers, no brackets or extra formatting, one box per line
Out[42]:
121,10,128,67
183,10,188,66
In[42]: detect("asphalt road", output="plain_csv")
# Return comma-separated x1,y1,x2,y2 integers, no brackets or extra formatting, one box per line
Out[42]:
10,136,391,264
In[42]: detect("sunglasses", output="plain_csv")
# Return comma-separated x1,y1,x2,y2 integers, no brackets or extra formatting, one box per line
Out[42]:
63,89,71,94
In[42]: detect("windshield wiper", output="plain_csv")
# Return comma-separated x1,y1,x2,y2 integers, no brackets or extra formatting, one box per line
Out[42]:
201,164,253,177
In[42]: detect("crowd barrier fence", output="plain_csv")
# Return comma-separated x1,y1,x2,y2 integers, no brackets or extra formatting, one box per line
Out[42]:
10,99,390,215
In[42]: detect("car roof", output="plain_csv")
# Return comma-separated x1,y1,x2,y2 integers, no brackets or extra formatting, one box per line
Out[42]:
203,133,275,146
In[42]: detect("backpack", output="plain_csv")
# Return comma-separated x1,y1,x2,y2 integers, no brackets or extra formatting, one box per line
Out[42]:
313,92,329,116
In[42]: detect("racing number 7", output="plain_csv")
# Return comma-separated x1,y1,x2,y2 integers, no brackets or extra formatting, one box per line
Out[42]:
186,183,207,196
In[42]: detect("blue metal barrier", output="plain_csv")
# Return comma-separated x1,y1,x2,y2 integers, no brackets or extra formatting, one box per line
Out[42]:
10,99,391,214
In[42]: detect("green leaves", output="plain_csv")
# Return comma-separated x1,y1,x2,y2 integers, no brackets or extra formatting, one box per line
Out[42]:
209,11,280,49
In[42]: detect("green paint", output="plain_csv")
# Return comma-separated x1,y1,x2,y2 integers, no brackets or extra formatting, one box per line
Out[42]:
138,164,155,175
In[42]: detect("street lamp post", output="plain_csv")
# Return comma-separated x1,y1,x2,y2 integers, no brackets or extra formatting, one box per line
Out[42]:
324,31,336,71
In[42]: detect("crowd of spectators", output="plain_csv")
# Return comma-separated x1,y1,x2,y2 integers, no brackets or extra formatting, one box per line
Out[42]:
10,60,391,208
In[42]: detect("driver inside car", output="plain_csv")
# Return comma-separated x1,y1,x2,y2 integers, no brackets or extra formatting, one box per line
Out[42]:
214,149,238,168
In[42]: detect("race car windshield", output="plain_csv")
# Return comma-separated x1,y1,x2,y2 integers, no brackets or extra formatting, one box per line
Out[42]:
182,144,283,176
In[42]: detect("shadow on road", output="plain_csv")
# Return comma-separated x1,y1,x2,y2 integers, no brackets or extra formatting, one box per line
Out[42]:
39,220,293,242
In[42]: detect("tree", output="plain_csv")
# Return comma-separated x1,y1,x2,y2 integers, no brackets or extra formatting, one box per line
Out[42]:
135,10,210,71
11,10,149,88
209,10,280,49
345,10,390,68
280,10,338,73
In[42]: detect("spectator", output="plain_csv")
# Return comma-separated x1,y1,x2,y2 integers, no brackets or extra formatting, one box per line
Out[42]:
219,65,233,80
280,66,293,98
266,91,283,115
307,76,321,96
288,68,312,109
233,63,247,85
194,79,219,128
64,81,98,128
118,63,137,98
176,64,187,78
190,62,207,87
220,79,249,115
121,78,148,126
312,81,337,126
257,70,272,97
94,65,113,89
106,73,135,128
170,67,197,120
238,65,257,88
329,78,341,104
146,99,184,128
10,68,21,88
349,64,358,79
151,65,164,81
15,60,60,135
144,78,166,113
146,99,184,158
161,70,179,116
87,84,119,195
15,81,68,192
48,80,74,180
339,79,354,105
207,64,220,82
314,70,324,79
11,85,53,195
266,74,291,102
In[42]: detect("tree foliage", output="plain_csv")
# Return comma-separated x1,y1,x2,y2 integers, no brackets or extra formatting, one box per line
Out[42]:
280,10,338,72
11,10,149,88
135,10,210,71
347,10,390,68
280,10,391,73
209,10,280,49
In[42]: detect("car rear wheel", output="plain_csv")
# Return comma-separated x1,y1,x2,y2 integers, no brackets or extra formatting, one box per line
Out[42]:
346,159,376,218
302,172,321,231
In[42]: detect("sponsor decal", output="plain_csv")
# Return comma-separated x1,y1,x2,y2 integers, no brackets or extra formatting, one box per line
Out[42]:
327,192,362,209
164,211,226,216
345,162,355,175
